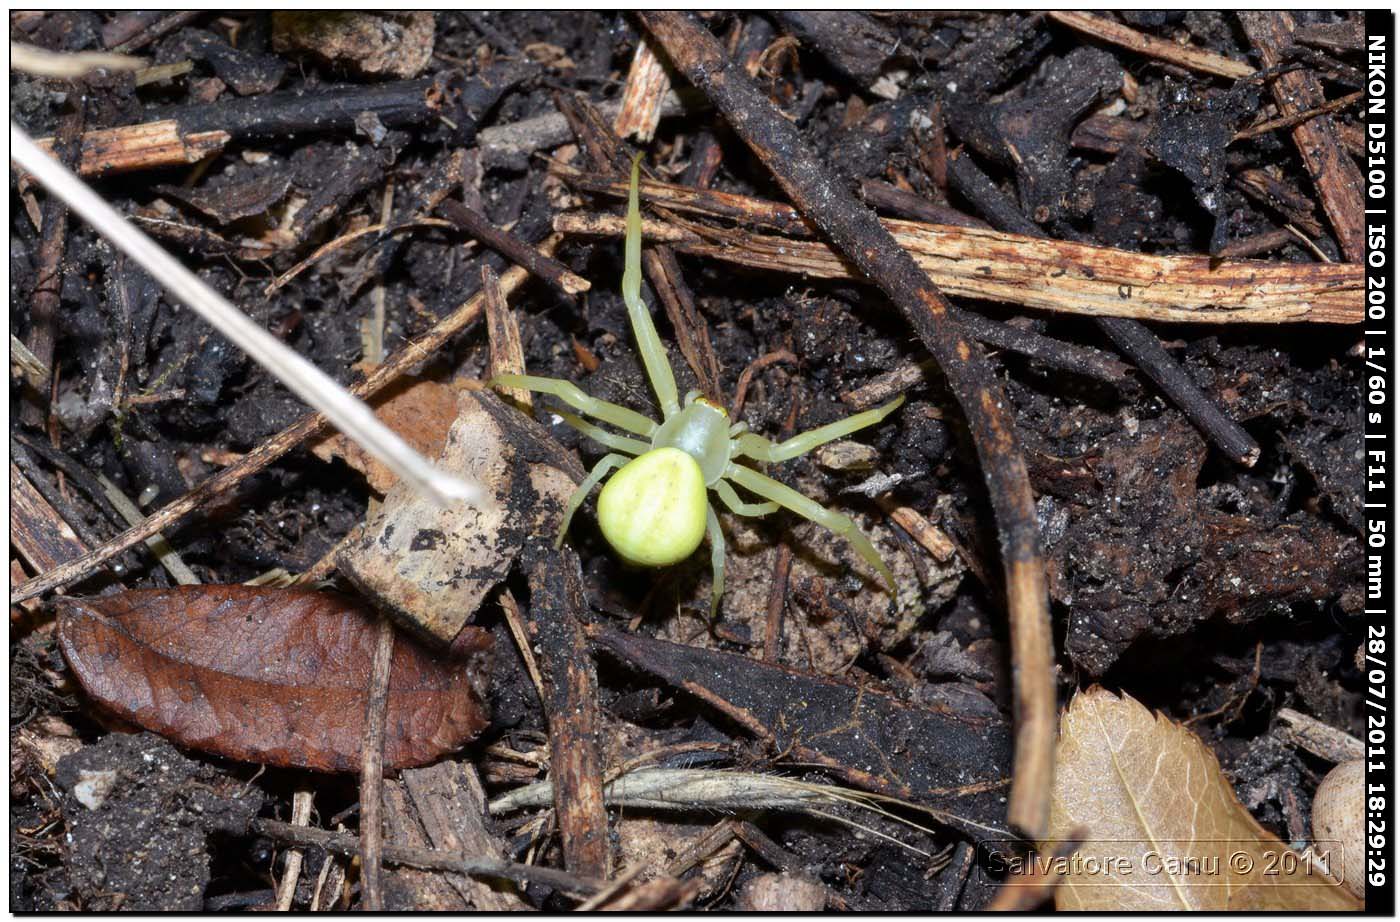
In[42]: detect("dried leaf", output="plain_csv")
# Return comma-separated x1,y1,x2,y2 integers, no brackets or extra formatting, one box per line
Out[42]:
56,586,491,773
338,389,578,645
156,171,292,225
1048,687,1359,911
310,375,461,495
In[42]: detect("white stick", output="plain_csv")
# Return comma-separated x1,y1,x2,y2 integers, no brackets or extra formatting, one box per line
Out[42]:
10,121,483,508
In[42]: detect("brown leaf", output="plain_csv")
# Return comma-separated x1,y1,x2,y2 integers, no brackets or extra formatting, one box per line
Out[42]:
1048,687,1359,911
55,586,491,773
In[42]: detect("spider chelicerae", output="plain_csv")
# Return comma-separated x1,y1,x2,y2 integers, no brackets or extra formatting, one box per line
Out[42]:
493,158,903,615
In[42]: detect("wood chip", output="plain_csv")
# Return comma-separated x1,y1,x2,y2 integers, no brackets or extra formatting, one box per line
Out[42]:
31,121,229,178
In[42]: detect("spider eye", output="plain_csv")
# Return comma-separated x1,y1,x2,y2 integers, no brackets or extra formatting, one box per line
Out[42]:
596,448,707,567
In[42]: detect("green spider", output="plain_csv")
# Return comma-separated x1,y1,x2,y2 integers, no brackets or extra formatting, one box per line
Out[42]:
492,158,903,616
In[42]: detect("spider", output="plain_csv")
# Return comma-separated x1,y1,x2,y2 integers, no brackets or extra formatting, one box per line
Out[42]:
492,158,903,616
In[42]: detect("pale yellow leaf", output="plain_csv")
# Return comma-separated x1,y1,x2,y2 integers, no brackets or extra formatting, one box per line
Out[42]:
1046,687,1360,911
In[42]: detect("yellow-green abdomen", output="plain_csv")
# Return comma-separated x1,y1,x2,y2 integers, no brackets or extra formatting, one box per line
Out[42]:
596,447,707,567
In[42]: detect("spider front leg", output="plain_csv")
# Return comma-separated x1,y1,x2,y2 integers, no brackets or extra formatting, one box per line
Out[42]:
723,463,895,590
733,395,905,464
556,410,650,456
556,453,630,547
489,373,657,437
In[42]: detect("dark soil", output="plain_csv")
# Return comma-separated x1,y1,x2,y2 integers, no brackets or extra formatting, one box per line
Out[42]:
10,11,1364,911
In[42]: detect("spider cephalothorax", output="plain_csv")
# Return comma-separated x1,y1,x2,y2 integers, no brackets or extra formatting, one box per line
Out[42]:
493,158,902,615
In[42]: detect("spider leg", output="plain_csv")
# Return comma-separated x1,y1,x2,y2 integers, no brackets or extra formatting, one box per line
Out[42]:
556,453,630,547
714,479,779,516
733,395,905,464
557,410,649,456
705,501,725,619
723,463,894,590
622,156,682,420
489,373,657,437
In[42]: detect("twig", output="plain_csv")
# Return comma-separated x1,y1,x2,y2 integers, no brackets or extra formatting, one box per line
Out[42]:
1240,12,1366,263
482,265,532,409
11,122,481,508
880,498,957,563
948,310,1131,383
552,210,1360,325
860,178,991,230
1233,89,1364,142
1097,317,1260,466
575,862,651,912
1216,227,1296,259
363,182,396,365
762,543,794,664
641,12,1055,838
12,243,555,605
264,219,454,295
643,246,724,399
552,162,812,234
522,540,609,878
275,789,315,911
594,877,700,911
133,60,193,87
20,106,82,429
11,434,128,540
358,617,396,911
398,761,530,911
498,588,545,707
30,79,667,179
1285,224,1333,263
438,198,590,297
109,10,200,53
462,11,523,56
1233,166,1327,238
762,393,801,664
730,349,798,418
96,474,199,585
251,818,601,895
1276,707,1365,764
492,767,944,860
10,334,48,388
19,122,218,179
841,361,931,410
10,462,91,576
146,68,527,141
935,841,976,911
1046,11,1253,79
479,95,685,169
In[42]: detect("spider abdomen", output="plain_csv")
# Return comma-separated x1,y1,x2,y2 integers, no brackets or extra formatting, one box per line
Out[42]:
596,447,707,567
